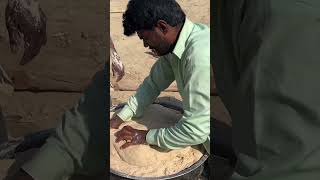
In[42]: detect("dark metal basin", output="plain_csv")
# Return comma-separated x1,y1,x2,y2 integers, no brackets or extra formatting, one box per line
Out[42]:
110,153,209,180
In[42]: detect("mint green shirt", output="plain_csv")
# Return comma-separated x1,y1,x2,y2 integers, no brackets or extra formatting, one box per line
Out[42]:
117,18,211,153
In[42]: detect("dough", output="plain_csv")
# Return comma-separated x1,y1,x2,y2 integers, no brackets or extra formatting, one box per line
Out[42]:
110,104,205,177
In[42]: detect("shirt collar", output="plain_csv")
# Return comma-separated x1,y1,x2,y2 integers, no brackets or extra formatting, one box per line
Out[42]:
172,18,194,59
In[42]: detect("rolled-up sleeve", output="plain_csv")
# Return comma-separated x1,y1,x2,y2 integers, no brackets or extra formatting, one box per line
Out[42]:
117,57,175,121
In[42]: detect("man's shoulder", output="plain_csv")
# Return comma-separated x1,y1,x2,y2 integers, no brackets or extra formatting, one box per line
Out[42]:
190,22,210,40
183,24,210,60
185,23,210,51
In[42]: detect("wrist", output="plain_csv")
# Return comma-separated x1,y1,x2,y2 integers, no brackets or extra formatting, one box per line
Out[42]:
114,114,124,122
116,105,134,121
141,130,149,145
145,129,158,146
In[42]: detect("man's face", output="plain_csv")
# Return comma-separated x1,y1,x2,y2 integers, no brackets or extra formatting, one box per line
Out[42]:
137,27,171,56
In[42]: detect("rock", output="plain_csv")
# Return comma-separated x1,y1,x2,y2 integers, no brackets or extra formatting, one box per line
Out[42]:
0,0,106,91
5,0,47,65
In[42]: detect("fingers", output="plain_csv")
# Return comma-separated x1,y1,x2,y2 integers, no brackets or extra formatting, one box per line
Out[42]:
122,126,134,131
114,126,133,137
115,135,132,143
114,126,148,148
114,126,134,142
120,141,135,149
115,126,136,149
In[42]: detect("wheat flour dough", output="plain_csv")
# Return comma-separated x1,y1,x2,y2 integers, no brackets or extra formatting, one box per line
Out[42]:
110,104,204,177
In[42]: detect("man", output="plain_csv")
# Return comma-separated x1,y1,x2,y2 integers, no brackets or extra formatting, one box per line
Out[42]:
110,0,210,154
213,0,320,180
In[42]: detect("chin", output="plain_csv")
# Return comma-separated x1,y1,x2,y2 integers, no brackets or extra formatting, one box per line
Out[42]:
157,50,170,56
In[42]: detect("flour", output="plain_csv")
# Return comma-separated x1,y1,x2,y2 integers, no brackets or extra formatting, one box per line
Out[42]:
110,104,204,177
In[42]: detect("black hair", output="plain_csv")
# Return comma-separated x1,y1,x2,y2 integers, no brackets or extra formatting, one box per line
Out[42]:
122,0,186,36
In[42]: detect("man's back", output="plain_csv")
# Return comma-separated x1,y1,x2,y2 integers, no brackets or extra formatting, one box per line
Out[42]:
213,0,320,179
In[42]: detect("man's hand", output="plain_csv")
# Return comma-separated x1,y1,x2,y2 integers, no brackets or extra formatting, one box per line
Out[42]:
110,115,124,129
8,169,34,180
115,126,148,149
5,0,47,65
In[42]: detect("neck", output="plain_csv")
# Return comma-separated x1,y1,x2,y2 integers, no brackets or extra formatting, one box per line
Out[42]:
168,23,184,52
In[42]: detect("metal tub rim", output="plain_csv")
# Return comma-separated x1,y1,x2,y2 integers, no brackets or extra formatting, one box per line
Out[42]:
110,152,209,180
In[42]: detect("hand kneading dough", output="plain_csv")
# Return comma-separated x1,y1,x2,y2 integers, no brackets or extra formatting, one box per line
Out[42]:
110,104,205,177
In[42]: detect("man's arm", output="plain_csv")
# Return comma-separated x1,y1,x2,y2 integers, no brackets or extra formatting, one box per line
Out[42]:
146,53,210,151
116,57,175,121
20,70,107,180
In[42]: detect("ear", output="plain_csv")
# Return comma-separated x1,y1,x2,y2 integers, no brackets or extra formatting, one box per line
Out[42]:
155,20,169,34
